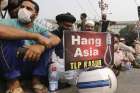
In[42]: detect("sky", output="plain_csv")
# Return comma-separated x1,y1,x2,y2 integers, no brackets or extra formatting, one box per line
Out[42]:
35,0,140,21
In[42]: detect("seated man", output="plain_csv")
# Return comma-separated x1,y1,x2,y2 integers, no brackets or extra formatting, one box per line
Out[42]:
51,13,76,89
0,0,60,93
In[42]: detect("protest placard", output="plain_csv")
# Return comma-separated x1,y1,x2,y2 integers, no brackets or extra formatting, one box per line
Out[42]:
64,31,114,71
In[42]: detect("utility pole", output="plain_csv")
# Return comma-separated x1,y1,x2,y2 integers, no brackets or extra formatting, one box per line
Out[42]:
98,0,108,20
99,0,111,32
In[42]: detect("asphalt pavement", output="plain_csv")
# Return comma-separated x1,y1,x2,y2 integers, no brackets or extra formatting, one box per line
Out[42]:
0,68,140,93
58,68,140,93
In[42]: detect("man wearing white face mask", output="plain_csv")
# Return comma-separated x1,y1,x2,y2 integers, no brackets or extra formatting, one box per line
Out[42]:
18,7,32,23
0,0,60,93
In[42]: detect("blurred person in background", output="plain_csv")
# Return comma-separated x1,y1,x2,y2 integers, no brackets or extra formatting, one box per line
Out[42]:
77,13,87,31
0,0,22,18
7,0,23,18
0,0,9,18
100,14,116,32
84,20,95,31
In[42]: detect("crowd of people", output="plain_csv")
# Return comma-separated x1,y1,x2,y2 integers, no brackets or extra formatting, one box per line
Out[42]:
0,0,140,93
114,34,140,71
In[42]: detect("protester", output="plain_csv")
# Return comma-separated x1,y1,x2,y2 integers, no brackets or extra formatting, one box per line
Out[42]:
77,13,87,31
113,34,140,71
0,0,60,93
84,20,95,31
100,14,116,32
133,39,140,64
51,13,76,89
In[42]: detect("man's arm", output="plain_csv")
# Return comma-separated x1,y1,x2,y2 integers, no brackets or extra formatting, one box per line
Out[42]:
119,42,135,53
22,32,61,62
0,24,40,40
0,24,58,47
45,32,61,48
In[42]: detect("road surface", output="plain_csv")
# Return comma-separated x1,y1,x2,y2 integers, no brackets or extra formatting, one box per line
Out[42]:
0,68,140,93
58,68,140,93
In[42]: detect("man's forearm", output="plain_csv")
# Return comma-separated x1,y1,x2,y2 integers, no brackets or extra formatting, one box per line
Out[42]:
47,32,61,48
49,35,61,46
0,25,39,40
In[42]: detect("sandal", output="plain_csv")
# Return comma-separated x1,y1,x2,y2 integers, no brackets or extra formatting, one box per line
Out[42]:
6,79,24,93
33,84,48,93
6,87,24,93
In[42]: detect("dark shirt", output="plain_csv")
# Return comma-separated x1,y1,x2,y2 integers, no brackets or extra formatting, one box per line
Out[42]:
101,20,109,32
51,27,64,58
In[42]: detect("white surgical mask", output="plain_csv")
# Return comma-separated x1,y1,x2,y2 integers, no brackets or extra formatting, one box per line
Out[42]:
0,0,8,10
18,8,32,23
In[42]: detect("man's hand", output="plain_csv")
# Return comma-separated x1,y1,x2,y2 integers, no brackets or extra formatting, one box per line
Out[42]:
37,34,52,48
36,33,60,48
23,44,45,62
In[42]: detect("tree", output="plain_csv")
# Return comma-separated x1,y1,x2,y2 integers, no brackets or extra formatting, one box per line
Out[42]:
119,24,137,46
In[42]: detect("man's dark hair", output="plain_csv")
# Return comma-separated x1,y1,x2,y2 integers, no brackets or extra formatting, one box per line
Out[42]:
6,0,23,18
21,0,39,13
56,13,76,24
113,34,120,40
8,0,22,10
81,13,87,18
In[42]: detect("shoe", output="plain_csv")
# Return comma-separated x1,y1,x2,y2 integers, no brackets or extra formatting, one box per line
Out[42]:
6,79,24,93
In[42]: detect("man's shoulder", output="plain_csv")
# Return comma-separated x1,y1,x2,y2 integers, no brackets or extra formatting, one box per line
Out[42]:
33,23,48,33
51,29,60,35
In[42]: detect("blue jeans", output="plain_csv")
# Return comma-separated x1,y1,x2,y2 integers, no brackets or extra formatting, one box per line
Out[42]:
0,40,52,80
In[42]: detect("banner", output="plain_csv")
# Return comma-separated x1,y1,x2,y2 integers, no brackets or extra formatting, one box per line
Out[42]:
64,31,114,71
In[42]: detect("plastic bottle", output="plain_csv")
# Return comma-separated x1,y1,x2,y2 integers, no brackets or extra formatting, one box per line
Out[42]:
49,63,58,92
126,62,132,71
